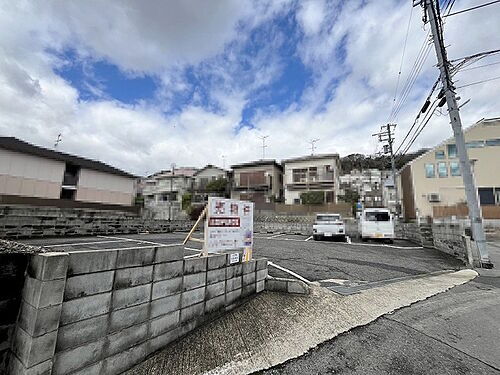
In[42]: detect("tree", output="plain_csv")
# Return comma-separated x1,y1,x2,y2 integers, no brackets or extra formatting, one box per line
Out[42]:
181,193,192,210
300,191,325,205
206,178,228,194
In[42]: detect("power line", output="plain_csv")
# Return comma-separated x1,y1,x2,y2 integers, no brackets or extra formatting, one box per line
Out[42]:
459,60,500,71
456,74,500,89
443,0,500,17
388,3,414,122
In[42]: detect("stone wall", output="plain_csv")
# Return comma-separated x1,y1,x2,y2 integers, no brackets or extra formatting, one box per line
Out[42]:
431,223,469,261
8,247,268,374
0,205,193,239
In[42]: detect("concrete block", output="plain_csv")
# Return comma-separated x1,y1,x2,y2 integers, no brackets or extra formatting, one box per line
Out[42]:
153,261,183,281
183,273,206,291
226,288,242,305
116,248,154,268
256,269,268,282
205,294,225,314
60,292,111,325
69,360,103,375
57,314,108,352
68,250,117,275
8,355,52,375
114,266,153,289
226,277,242,292
255,258,268,271
28,252,68,281
65,271,114,300
152,277,182,300
288,280,309,294
242,260,256,274
207,254,226,270
207,268,226,285
265,278,288,292
184,257,207,274
181,287,205,308
12,326,57,368
109,303,149,333
148,327,181,354
206,281,225,299
226,264,242,279
256,280,265,293
242,272,256,286
155,246,184,263
18,300,62,337
101,341,147,375
151,294,181,318
242,283,256,297
106,322,148,357
112,284,151,311
22,277,65,308
53,338,105,375
180,302,204,323
149,311,180,338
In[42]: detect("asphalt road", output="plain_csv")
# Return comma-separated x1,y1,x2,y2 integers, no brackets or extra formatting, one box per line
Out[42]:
258,278,500,375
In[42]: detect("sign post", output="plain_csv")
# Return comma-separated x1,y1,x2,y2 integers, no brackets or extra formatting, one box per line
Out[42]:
204,197,254,260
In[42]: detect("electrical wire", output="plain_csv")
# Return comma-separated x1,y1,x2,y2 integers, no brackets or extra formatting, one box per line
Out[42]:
443,0,500,17
456,75,500,89
388,3,414,122
459,60,500,71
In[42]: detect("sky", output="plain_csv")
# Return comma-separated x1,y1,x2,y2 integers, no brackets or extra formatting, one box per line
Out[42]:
1,0,499,176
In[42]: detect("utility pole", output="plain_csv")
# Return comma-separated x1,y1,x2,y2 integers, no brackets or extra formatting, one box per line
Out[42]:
418,0,491,267
373,124,400,214
221,155,226,170
169,163,175,221
308,138,320,155
258,135,269,159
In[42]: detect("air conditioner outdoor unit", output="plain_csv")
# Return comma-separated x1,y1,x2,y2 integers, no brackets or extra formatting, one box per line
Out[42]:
428,193,441,202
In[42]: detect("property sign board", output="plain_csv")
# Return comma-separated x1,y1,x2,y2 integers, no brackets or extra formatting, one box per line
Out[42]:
204,197,254,253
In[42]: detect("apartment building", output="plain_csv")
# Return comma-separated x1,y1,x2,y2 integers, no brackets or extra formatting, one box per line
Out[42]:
230,160,283,203
142,167,198,219
192,164,230,202
400,117,500,220
338,168,385,207
0,137,137,207
282,154,340,204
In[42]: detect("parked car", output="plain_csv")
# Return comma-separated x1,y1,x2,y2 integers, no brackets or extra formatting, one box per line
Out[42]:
312,213,346,241
358,208,394,243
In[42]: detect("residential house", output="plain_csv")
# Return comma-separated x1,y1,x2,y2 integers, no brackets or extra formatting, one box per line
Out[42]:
381,171,398,213
191,164,230,203
338,168,385,208
282,154,341,205
399,117,500,220
230,160,283,203
142,167,198,219
0,137,137,207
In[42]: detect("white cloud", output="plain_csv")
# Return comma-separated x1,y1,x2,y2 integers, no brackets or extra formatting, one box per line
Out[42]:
0,0,498,178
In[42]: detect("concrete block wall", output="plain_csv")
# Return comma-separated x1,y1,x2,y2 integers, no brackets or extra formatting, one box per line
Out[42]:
0,254,29,374
265,277,310,295
0,205,193,239
431,223,469,261
9,246,268,375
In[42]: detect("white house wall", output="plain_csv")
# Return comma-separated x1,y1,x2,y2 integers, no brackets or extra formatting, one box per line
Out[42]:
0,148,64,199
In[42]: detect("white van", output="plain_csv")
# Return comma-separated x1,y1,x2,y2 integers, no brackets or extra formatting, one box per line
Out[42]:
312,213,346,241
358,208,394,243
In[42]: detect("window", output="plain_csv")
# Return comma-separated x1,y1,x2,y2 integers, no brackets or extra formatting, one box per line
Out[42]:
495,188,500,205
425,163,435,178
486,138,500,146
437,162,448,178
450,161,461,176
293,198,300,204
478,188,495,205
466,140,484,148
292,169,307,183
365,211,390,221
435,150,445,159
447,144,457,158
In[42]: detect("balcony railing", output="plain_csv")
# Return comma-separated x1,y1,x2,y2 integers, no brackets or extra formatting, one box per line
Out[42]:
290,172,334,184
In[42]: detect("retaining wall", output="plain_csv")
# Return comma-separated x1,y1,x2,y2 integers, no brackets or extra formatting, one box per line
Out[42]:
8,247,268,375
0,206,193,239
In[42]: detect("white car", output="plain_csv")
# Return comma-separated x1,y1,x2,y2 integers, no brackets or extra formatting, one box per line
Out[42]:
358,208,394,243
312,213,346,241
